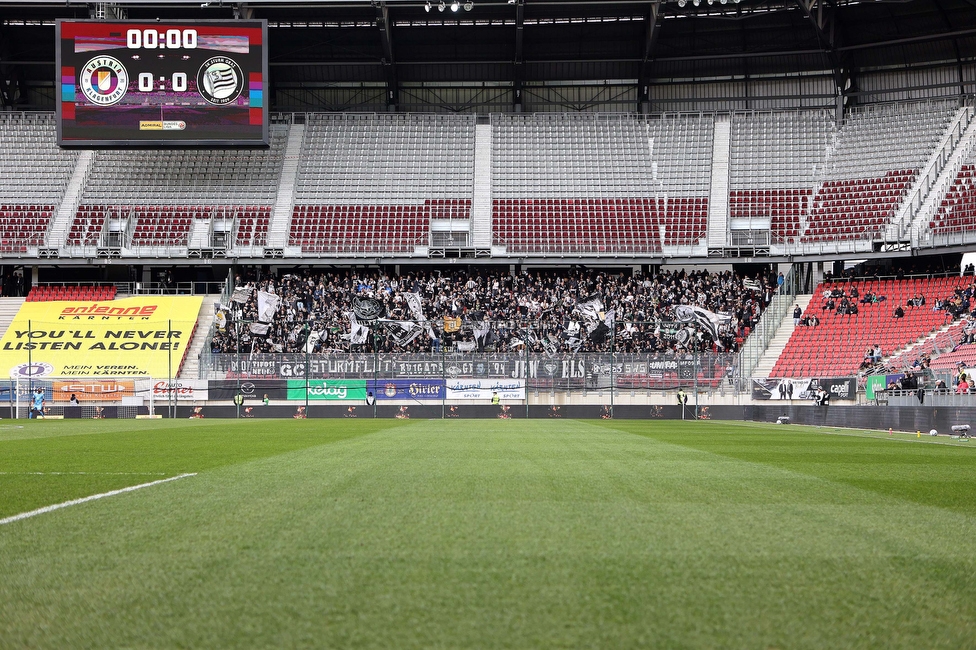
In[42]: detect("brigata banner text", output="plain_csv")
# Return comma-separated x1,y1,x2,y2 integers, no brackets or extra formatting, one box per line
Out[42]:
0,296,203,378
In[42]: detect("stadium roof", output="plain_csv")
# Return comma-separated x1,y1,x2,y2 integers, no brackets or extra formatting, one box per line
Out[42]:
1,0,975,111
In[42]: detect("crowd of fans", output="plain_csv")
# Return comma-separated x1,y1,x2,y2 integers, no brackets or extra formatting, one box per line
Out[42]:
210,267,774,355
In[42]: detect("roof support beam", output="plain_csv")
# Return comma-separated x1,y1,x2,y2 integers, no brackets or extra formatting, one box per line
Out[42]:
514,0,524,112
374,0,398,110
794,0,851,121
637,0,662,114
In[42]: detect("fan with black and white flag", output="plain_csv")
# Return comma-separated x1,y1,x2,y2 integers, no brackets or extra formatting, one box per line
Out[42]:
673,305,732,349
256,291,281,324
342,312,370,346
743,278,762,292
378,318,425,347
352,295,384,321
231,286,253,304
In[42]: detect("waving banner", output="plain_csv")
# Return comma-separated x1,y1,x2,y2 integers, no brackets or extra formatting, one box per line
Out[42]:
352,295,384,321
673,305,732,348
256,291,281,323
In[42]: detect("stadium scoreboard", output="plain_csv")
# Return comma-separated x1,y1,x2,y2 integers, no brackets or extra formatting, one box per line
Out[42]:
56,19,268,147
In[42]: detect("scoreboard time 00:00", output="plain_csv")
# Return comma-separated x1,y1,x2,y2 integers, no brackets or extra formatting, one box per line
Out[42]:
126,28,198,93
126,28,198,50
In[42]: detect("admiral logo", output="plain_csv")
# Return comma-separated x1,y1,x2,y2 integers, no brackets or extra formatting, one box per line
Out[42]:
80,56,129,107
60,303,157,317
197,57,244,106
139,121,164,131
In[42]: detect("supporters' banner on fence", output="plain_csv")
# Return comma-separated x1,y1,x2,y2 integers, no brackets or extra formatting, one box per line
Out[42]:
0,296,203,378
445,378,525,400
286,379,367,401
752,377,856,401
368,379,444,400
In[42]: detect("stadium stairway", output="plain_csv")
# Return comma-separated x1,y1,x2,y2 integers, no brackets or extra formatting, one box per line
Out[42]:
889,105,976,241
472,122,492,251
179,295,222,380
47,150,94,251
0,297,24,341
707,115,730,252
268,124,304,251
751,294,813,379
908,113,976,240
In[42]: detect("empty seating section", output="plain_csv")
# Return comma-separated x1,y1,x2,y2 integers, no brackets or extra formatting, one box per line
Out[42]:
771,278,957,378
802,100,956,242
729,110,833,243
930,157,976,235
804,171,915,241
0,114,80,250
293,114,475,253
26,285,117,302
235,206,272,247
67,205,107,246
491,113,712,254
129,207,193,246
493,198,664,254
72,125,288,249
292,204,432,254
0,204,53,252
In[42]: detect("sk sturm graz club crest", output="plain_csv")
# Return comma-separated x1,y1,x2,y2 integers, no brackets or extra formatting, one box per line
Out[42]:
81,56,129,106
197,57,244,105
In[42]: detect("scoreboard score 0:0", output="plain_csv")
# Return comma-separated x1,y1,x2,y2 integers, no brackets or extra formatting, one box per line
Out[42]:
56,19,268,147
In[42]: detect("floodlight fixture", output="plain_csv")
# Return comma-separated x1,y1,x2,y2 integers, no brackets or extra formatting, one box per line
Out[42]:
464,1,473,10
451,0,460,11
425,1,431,11
438,1,446,11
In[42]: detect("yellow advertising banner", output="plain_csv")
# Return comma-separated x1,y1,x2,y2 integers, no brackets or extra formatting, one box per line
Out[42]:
0,296,203,379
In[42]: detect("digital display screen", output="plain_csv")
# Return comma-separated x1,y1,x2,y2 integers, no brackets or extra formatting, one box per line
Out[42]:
56,19,268,146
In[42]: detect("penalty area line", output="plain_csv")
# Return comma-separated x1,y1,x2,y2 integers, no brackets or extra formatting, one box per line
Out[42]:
0,473,197,526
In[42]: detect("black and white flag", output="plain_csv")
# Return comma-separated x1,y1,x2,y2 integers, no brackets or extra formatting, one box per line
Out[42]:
575,293,604,324
342,312,370,346
352,295,384,321
379,318,425,347
257,291,281,323
673,305,732,348
231,286,253,304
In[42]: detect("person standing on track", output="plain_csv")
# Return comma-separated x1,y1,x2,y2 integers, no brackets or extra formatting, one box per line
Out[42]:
29,387,45,419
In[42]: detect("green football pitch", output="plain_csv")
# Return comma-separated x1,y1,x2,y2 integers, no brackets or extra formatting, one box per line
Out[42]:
2,419,976,649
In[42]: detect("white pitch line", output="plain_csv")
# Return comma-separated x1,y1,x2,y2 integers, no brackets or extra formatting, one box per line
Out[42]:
0,471,170,476
0,473,196,526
